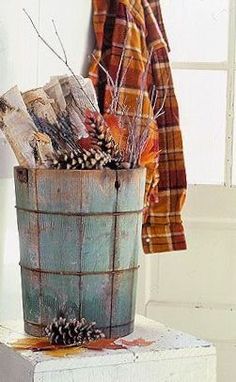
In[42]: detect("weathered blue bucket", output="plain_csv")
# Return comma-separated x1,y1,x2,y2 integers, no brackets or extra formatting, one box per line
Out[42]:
14,167,145,338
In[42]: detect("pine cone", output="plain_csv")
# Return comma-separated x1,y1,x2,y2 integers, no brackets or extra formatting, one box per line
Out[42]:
52,147,111,170
85,111,123,168
45,317,105,346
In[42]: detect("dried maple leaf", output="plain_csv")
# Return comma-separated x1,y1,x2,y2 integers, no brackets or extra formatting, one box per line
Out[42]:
120,338,155,347
84,338,126,351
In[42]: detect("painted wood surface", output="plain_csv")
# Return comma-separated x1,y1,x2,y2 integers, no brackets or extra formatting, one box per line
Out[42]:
14,168,146,338
0,315,216,382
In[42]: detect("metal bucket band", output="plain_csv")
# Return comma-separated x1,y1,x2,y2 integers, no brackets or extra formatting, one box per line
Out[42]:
20,263,139,276
15,206,144,217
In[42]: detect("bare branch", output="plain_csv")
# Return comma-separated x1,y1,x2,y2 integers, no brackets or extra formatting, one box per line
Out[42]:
91,54,130,116
153,82,169,120
113,8,130,104
52,19,67,64
23,8,65,63
91,54,115,88
113,56,133,113
23,8,96,111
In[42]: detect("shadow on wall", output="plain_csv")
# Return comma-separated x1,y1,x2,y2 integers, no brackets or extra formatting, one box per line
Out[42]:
0,139,19,273
0,21,10,94
0,178,7,284
81,7,95,77
0,174,20,320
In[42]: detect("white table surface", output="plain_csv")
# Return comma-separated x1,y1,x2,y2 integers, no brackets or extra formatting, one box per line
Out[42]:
0,315,216,382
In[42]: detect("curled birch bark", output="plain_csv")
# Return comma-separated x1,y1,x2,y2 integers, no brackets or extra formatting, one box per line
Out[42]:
44,78,67,115
3,86,28,113
0,98,37,168
32,132,56,168
67,76,99,113
23,88,58,125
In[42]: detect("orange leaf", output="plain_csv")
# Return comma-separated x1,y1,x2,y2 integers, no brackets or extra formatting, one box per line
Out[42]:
120,338,155,347
43,347,85,358
10,337,86,358
84,338,126,351
104,113,127,151
10,337,53,351
139,127,159,167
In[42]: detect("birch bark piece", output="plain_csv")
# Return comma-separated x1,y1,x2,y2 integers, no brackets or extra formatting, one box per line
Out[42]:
68,76,99,112
57,75,88,139
58,75,99,112
44,78,67,115
62,75,99,138
23,88,58,125
32,132,56,168
3,86,28,113
45,76,88,139
0,103,36,168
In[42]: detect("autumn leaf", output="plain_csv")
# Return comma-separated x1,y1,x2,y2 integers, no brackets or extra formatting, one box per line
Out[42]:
120,338,155,347
84,338,126,351
104,113,127,150
10,337,84,358
10,336,154,357
10,337,126,353
139,127,159,167
10,337,52,351
43,347,85,358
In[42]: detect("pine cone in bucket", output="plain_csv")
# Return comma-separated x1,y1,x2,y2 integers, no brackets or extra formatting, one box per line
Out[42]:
84,110,123,168
45,317,105,346
52,147,111,170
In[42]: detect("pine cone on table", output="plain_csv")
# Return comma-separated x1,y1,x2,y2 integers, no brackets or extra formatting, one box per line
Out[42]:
45,317,105,346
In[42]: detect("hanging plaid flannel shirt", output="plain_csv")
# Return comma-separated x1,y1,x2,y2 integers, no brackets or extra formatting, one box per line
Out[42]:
89,0,187,253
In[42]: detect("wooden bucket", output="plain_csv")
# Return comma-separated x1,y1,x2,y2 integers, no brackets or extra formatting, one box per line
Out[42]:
14,167,146,338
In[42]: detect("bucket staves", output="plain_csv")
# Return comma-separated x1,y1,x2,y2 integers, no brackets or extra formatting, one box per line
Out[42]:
14,167,146,337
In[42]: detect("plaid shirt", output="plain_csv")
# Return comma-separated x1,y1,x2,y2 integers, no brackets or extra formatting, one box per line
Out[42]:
89,0,187,253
